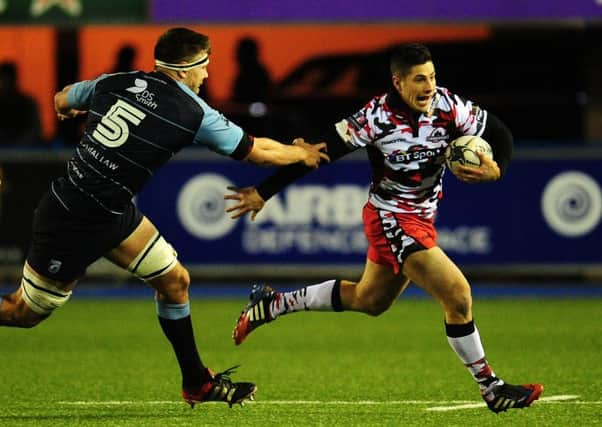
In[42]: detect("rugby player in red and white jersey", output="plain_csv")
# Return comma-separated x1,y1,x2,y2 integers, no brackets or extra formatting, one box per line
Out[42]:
227,43,543,413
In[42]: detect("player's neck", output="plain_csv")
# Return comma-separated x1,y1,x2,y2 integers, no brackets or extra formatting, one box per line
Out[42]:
155,68,182,83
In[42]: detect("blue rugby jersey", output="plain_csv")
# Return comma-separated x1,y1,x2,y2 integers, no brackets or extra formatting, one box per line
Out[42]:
51,71,252,216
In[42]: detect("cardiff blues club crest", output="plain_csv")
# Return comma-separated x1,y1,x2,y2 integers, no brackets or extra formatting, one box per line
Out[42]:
48,259,62,274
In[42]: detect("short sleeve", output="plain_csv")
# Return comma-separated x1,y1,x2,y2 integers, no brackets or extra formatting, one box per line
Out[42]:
66,74,111,110
334,100,376,148
192,98,244,156
449,91,488,137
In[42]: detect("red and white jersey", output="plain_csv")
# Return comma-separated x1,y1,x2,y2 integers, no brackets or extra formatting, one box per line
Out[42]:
336,87,487,219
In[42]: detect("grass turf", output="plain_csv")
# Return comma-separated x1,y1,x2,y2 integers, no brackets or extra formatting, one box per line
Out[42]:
1,294,600,426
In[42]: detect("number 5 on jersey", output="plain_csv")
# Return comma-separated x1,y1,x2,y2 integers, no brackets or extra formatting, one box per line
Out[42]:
93,99,146,147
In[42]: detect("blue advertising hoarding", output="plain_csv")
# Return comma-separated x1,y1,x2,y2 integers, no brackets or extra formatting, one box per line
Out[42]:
136,151,602,269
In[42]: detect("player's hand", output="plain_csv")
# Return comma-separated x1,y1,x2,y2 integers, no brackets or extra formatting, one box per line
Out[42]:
56,108,87,121
454,152,501,183
293,138,330,168
224,186,265,220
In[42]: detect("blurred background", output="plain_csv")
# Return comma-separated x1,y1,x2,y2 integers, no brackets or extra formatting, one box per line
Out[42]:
0,0,601,288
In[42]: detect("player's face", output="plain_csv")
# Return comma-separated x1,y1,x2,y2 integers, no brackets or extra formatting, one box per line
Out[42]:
183,51,209,93
393,61,436,113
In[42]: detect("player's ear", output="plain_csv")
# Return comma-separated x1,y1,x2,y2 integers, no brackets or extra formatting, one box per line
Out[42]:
391,74,401,92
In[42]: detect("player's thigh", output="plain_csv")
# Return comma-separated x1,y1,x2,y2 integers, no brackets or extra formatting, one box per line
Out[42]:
402,247,469,297
106,215,158,268
27,191,135,283
106,215,183,288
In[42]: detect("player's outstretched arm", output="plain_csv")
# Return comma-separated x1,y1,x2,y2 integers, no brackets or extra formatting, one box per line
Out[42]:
245,137,329,168
54,84,87,121
254,132,356,202
226,130,357,220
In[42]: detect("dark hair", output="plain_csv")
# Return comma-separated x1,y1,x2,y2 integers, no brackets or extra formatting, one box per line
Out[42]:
154,27,211,63
390,43,432,77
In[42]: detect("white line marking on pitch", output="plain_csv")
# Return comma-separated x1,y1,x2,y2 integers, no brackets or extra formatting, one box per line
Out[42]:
57,395,595,409
426,394,580,412
59,400,474,406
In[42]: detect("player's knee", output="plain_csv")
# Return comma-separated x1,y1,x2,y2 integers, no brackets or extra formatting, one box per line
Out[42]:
16,311,48,328
362,296,394,316
154,265,190,303
364,305,388,317
2,291,52,328
171,266,191,294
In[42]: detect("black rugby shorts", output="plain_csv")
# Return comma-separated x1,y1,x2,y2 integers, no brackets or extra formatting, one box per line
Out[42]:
26,191,143,282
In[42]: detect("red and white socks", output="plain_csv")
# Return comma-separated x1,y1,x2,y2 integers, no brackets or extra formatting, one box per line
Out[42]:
445,320,503,394
269,279,343,318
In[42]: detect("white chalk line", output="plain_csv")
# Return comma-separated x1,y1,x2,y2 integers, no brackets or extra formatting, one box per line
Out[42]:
56,394,601,411
58,399,472,406
427,394,581,412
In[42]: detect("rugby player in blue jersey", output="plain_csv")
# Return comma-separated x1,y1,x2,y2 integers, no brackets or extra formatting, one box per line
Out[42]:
227,43,543,413
0,27,328,408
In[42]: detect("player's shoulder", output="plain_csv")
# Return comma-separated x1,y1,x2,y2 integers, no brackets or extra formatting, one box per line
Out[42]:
93,70,143,92
363,92,388,109
95,70,141,84
435,86,455,103
434,86,477,112
375,92,389,105
95,70,172,91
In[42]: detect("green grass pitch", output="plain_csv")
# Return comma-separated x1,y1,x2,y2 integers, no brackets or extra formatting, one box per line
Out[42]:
1,294,600,426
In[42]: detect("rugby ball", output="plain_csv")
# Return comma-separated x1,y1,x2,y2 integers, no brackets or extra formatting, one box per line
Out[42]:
445,135,493,174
